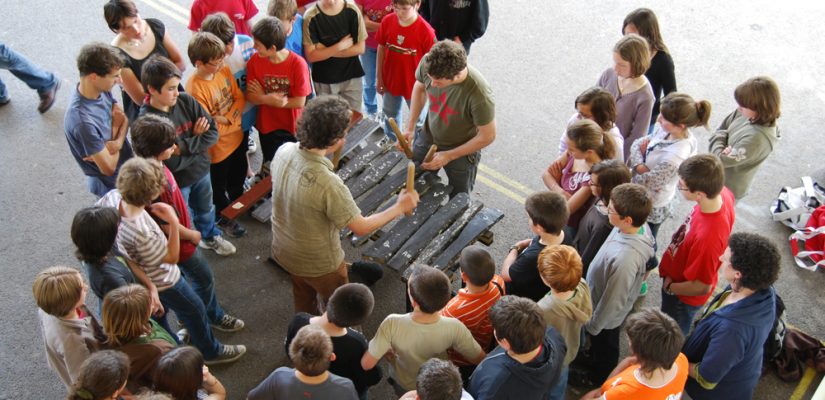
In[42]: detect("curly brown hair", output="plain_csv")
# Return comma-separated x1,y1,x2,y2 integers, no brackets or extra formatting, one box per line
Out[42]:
425,40,467,80
296,95,351,150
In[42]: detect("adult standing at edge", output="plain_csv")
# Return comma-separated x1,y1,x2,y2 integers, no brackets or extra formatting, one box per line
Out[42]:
419,0,489,55
270,96,419,315
104,0,186,121
402,40,495,197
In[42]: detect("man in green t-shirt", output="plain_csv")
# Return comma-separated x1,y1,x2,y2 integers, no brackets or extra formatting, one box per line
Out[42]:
270,95,419,314
401,40,496,196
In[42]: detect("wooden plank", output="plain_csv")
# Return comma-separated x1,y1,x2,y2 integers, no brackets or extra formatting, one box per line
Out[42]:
361,183,450,259
431,207,505,273
356,168,418,216
347,151,405,199
412,201,483,266
220,177,272,221
350,179,448,246
339,141,385,183
386,192,471,272
341,118,380,158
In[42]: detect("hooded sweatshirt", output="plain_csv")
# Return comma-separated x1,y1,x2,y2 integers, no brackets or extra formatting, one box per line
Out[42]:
585,226,655,335
468,327,566,400
139,93,219,188
683,286,776,400
537,279,592,365
708,109,779,199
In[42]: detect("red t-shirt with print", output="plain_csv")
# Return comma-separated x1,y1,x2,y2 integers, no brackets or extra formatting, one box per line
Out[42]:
376,13,436,99
658,188,735,306
246,51,312,135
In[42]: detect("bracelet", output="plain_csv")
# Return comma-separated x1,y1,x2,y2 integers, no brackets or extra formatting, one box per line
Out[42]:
509,245,519,253
665,281,675,295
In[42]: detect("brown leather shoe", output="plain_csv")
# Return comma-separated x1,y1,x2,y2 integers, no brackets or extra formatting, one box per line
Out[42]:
37,81,60,113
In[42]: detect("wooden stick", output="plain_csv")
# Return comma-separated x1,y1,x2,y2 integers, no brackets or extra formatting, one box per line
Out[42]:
332,148,342,170
424,144,438,163
388,118,413,159
405,161,416,216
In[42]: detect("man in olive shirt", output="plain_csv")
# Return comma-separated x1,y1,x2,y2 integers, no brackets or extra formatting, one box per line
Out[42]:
402,40,496,196
270,96,419,314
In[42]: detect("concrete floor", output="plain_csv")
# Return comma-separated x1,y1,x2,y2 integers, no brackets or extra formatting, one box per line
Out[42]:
1,0,823,398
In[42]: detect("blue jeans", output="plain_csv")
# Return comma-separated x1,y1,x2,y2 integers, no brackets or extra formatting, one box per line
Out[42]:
180,172,222,240
661,289,702,336
178,249,225,324
0,42,58,100
360,47,378,115
548,366,568,400
158,277,222,359
382,92,425,140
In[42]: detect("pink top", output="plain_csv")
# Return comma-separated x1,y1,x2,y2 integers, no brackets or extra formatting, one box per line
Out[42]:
561,156,593,229
355,0,392,48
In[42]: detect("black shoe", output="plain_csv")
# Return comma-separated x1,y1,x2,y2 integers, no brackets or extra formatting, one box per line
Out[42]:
38,81,60,113
351,261,384,286
0,96,9,106
218,217,247,238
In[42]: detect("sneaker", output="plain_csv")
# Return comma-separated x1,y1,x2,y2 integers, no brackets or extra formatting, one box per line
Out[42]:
199,235,236,256
211,314,245,332
377,135,398,150
247,132,257,153
176,328,190,344
204,344,247,365
38,80,60,113
217,217,247,238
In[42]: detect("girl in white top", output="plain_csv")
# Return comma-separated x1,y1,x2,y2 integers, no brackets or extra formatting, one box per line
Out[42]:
629,92,710,239
558,87,625,162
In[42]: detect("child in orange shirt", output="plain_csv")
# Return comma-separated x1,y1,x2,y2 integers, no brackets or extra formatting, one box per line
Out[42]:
441,245,504,380
185,32,248,237
581,308,688,400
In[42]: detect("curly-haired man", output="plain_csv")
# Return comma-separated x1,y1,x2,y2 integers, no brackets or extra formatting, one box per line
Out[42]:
270,95,419,314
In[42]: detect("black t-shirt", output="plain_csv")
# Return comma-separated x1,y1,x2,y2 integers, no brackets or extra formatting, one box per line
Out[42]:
645,50,677,124
304,3,365,84
505,236,549,302
285,313,382,395
82,256,136,301
120,18,173,121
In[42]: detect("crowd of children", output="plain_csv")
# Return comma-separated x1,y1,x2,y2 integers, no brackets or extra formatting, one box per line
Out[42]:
33,1,788,399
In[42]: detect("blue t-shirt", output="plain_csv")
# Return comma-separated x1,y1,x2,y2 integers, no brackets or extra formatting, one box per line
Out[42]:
286,14,305,58
64,87,133,196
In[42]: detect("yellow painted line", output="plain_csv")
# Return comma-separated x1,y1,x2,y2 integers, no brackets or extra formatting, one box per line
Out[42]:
790,366,817,400
137,0,189,25
477,173,526,204
139,0,536,205
478,163,534,196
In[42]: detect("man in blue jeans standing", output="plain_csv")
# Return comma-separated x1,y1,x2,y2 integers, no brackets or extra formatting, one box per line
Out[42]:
0,42,60,113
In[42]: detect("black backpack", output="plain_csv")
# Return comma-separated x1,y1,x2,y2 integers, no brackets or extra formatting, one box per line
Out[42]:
764,293,787,363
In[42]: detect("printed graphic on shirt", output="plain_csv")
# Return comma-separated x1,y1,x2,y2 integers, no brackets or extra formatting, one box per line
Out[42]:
666,213,692,257
262,75,290,95
364,6,392,22
450,0,471,9
388,42,417,56
428,92,458,125
726,147,748,162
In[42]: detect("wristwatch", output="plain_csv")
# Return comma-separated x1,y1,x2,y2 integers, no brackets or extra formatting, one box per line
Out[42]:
509,245,519,253
665,281,675,296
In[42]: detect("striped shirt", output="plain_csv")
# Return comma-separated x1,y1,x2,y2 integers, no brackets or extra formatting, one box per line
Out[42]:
441,275,505,365
97,190,181,291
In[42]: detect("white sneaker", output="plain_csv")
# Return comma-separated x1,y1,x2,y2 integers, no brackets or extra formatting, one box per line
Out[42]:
199,235,236,256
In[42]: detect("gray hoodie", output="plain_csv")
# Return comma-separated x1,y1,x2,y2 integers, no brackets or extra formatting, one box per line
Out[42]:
538,279,593,365
585,226,654,335
709,109,779,199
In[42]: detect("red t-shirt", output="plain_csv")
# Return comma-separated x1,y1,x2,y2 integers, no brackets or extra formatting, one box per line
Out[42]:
441,275,505,365
246,51,312,135
188,0,258,36
159,166,196,263
376,14,436,99
658,188,735,306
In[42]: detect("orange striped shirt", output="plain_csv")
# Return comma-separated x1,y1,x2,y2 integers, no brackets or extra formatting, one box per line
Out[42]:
442,275,505,365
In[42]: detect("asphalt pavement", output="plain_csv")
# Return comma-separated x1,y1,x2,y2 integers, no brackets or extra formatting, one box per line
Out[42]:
1,0,824,399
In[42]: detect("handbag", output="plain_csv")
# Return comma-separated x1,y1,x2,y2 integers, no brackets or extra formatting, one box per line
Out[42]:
789,205,825,271
770,176,825,230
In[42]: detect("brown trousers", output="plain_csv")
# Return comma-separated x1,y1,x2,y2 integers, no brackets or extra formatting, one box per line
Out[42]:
290,262,348,314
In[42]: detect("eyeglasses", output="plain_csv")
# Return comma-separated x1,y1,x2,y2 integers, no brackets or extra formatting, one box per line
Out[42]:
677,184,690,192
206,58,224,68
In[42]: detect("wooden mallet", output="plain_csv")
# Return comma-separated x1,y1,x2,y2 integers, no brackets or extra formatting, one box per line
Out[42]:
405,161,416,216
388,117,413,159
424,144,438,163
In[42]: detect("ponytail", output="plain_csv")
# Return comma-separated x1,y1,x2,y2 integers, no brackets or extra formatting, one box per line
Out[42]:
661,92,712,129
567,119,616,161
695,100,712,128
